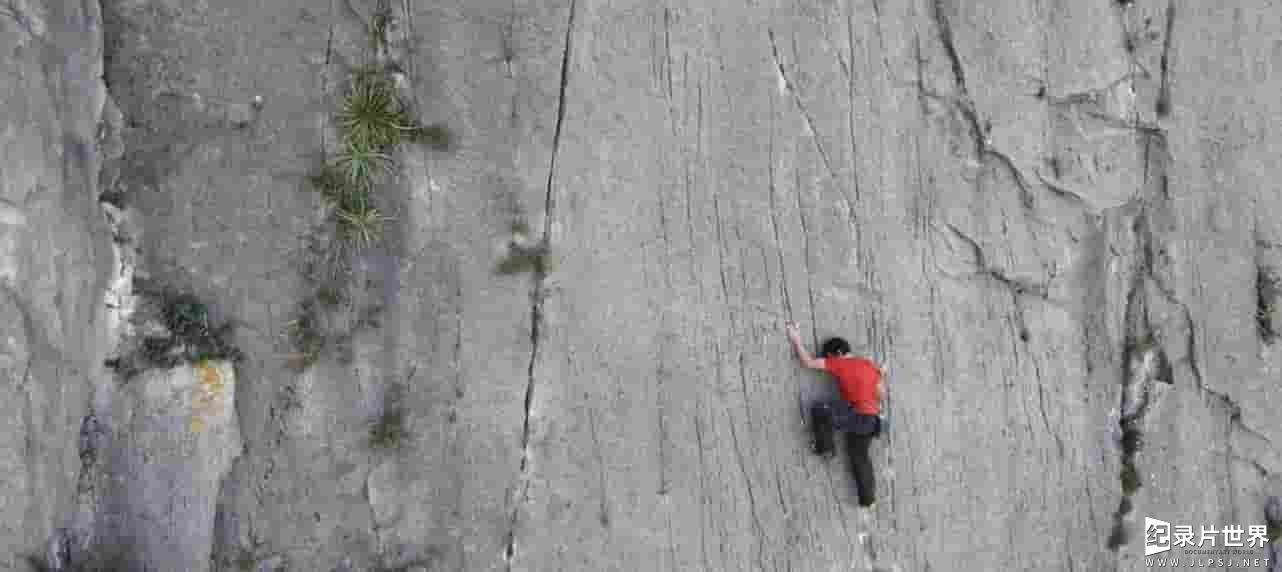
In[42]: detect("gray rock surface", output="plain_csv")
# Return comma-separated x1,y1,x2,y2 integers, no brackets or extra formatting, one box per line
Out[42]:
74,362,239,572
0,0,112,568
1,0,1281,571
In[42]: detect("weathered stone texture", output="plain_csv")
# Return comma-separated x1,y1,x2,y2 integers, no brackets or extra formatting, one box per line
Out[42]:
2,0,1281,571
0,0,112,568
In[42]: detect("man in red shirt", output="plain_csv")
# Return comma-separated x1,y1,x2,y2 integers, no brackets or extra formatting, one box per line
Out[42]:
785,321,882,508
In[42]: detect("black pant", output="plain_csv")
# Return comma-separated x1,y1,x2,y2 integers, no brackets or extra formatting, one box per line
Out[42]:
811,402,877,507
845,431,876,507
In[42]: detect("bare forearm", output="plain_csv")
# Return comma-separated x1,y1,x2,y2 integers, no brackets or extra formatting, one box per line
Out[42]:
789,335,824,370
784,321,824,370
790,336,815,363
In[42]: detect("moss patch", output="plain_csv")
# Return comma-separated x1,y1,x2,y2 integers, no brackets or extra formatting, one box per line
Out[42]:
1258,265,1280,343
496,247,552,276
369,408,407,450
1119,461,1141,495
286,306,326,371
106,287,241,380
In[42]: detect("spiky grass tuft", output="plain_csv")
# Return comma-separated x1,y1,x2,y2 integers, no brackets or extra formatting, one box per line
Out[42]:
495,249,551,276
368,10,391,50
316,284,346,308
337,72,414,150
510,219,532,237
286,312,325,371
333,140,394,187
307,166,352,205
369,408,406,450
236,551,256,572
1119,461,1141,495
335,204,394,249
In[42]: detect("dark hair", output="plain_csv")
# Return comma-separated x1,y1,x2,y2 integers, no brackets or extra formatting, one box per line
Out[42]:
820,337,851,357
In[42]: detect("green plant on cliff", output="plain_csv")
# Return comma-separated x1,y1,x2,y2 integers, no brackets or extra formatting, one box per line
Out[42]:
285,309,325,371
235,551,256,572
494,218,554,276
337,66,454,154
108,290,240,377
1258,265,1280,343
163,295,239,363
26,548,129,572
288,8,460,371
316,284,347,308
306,165,351,206
1126,334,1157,356
306,61,455,254
335,204,394,249
369,408,407,450
333,140,394,187
367,0,393,51
495,249,552,276
337,71,413,150
164,293,209,339
1119,461,1141,495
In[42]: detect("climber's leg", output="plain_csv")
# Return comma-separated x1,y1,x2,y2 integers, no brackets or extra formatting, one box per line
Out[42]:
846,429,877,507
810,403,837,457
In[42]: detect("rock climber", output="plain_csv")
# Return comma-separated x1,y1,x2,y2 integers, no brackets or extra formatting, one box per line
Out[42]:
784,320,883,508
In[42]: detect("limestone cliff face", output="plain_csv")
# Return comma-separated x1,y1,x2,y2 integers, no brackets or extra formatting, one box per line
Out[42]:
0,0,112,565
2,1,1281,571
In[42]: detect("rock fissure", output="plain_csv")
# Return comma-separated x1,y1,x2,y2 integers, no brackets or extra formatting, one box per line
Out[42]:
1106,205,1170,550
1136,203,1275,447
542,0,576,236
505,2,576,567
662,8,673,99
0,1,44,42
930,0,969,102
943,224,1050,299
1046,72,1148,107
919,88,1040,212
788,167,821,348
587,408,611,529
867,0,890,72
766,123,795,322
1257,262,1280,343
1033,169,1089,206
767,29,840,184
1029,351,1066,460
1156,0,1175,116
726,414,766,571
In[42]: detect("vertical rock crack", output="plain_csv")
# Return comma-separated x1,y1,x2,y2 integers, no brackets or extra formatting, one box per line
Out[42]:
506,1,576,568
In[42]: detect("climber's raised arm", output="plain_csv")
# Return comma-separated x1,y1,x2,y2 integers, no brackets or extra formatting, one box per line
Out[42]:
785,321,826,370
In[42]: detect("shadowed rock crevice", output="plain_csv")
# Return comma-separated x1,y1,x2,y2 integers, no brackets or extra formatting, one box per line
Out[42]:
505,1,576,568
1106,272,1172,549
938,223,1051,300
767,28,841,185
1155,0,1175,117
1257,263,1280,344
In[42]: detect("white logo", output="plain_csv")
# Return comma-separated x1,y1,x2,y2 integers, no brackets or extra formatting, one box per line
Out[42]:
1146,518,1172,556
1143,516,1272,568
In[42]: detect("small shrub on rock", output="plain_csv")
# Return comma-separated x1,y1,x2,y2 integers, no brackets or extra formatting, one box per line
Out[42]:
369,408,407,450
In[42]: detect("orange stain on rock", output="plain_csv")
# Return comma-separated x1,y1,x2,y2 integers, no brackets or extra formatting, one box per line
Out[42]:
188,361,226,433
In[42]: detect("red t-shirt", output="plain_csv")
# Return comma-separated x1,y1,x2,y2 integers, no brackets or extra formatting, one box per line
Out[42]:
825,356,881,414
